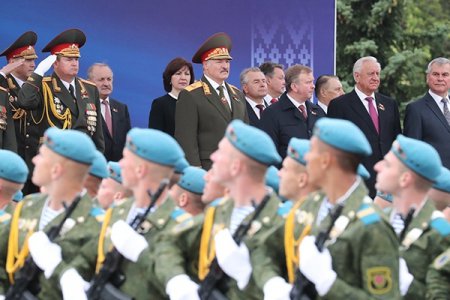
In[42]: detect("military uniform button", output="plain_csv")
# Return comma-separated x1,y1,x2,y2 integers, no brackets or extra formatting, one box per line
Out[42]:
27,122,30,126
26,134,29,137
26,146,29,149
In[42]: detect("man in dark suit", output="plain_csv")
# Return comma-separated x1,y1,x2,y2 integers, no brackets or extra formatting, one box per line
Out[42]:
240,67,269,128
260,64,325,160
0,31,38,194
88,63,131,162
175,32,248,170
17,29,105,154
328,56,401,198
259,62,285,105
404,57,450,169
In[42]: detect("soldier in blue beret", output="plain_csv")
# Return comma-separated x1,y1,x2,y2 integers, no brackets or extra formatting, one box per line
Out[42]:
375,135,450,299
96,161,132,210
428,167,450,221
169,156,189,188
84,150,109,198
201,168,227,205
0,150,28,215
170,166,207,215
265,165,280,194
0,127,102,299
272,118,401,299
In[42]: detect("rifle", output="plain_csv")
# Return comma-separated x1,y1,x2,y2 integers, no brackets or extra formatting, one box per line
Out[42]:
290,203,344,300
86,178,169,300
198,193,272,300
5,195,83,300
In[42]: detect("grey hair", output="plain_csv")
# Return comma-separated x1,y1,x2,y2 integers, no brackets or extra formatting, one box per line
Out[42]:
426,57,450,74
87,63,113,80
353,56,380,73
240,67,264,86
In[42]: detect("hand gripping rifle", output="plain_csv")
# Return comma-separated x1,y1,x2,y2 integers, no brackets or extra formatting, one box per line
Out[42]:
290,203,344,300
198,193,272,300
5,195,83,300
86,178,169,300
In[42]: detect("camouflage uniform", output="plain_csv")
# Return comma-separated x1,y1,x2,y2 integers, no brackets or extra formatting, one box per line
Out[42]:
426,248,450,300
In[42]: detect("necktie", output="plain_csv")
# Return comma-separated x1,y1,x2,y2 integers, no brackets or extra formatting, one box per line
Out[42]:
298,104,307,120
365,97,379,133
68,85,76,102
270,98,278,104
102,99,113,135
217,86,231,113
255,104,265,119
441,98,450,125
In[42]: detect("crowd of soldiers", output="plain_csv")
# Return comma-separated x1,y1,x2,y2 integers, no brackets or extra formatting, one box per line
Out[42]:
0,28,448,300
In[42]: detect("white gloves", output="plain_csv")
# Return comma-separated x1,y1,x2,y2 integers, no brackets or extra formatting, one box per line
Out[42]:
111,220,148,262
399,258,413,296
299,236,337,296
166,274,200,300
28,231,62,278
60,268,89,300
214,229,252,290
263,276,292,300
34,54,56,76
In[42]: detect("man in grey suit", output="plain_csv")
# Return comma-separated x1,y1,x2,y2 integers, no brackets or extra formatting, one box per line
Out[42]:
175,32,248,170
404,57,450,168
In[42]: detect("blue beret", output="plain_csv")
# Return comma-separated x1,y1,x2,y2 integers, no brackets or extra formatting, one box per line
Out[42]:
126,128,185,167
174,157,189,174
433,167,450,193
287,138,309,166
265,165,280,193
107,161,122,184
89,151,108,179
12,190,24,202
43,127,96,165
391,135,442,182
313,118,372,157
0,150,28,184
226,120,281,166
178,166,207,195
357,164,370,180
376,191,393,202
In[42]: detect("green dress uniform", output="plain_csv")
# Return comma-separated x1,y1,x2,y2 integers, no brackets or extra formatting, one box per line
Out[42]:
17,72,105,152
254,181,402,299
0,193,100,299
395,199,450,300
426,248,450,300
0,85,17,152
62,196,195,300
175,76,249,170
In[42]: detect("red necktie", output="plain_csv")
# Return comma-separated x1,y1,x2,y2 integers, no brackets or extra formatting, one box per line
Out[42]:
102,99,113,135
255,104,265,119
365,97,379,133
270,98,278,104
298,104,307,120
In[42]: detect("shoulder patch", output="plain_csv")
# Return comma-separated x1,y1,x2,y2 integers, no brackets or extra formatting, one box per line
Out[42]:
184,81,203,92
0,210,11,224
90,206,106,223
277,200,293,217
433,249,450,270
430,217,450,236
367,267,393,295
171,207,192,223
79,78,96,86
357,203,381,225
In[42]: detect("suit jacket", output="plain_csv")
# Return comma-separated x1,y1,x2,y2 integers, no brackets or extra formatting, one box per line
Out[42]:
148,93,177,136
260,92,325,159
102,98,131,162
403,92,450,168
17,72,105,153
175,76,249,170
246,99,268,129
327,90,401,198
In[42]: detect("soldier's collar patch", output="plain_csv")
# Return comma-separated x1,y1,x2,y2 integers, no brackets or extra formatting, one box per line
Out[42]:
367,267,392,295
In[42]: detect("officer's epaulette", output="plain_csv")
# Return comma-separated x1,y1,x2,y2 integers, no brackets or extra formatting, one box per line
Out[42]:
430,211,450,236
356,203,381,225
171,207,192,223
42,76,52,82
90,206,106,223
0,86,7,93
0,210,11,225
277,200,293,217
184,81,203,92
79,78,96,86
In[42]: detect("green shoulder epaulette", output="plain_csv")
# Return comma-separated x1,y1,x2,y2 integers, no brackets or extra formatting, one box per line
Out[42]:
430,211,450,236
356,203,381,225
170,207,192,223
90,206,106,223
185,81,203,92
42,76,52,82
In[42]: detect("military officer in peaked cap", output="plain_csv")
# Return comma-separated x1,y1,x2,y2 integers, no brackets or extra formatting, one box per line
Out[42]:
0,31,41,194
175,32,249,170
17,28,104,156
